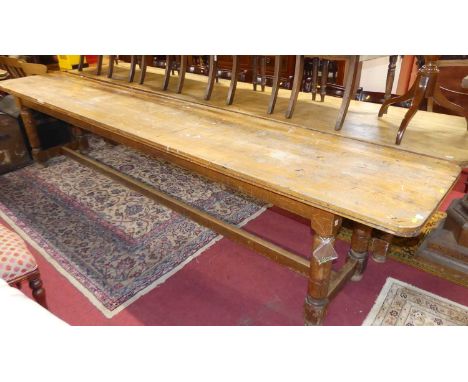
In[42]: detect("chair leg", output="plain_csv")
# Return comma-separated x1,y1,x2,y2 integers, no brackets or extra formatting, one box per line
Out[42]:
107,55,115,79
177,55,187,94
384,55,398,101
226,55,240,105
204,55,217,100
96,55,103,75
395,74,428,145
28,271,47,309
128,55,137,82
260,56,266,92
311,57,319,101
78,55,85,71
320,59,329,102
252,55,258,91
334,55,359,131
378,77,417,117
267,55,282,114
163,55,173,90
285,55,304,119
139,56,147,85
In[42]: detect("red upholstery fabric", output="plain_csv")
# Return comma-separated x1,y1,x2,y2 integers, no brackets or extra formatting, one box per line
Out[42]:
0,224,37,283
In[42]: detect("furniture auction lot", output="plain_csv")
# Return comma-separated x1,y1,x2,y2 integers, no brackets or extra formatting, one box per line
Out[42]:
0,71,461,325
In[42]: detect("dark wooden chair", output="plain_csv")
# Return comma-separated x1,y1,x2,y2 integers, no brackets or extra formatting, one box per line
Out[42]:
281,55,360,131
278,55,399,131
0,56,27,78
78,55,150,85
225,55,267,106
162,55,187,94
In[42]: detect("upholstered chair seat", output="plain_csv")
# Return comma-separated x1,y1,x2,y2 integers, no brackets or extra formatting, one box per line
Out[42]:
0,223,47,308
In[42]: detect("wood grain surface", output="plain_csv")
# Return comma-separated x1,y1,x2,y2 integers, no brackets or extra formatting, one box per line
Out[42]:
69,62,468,166
0,73,461,236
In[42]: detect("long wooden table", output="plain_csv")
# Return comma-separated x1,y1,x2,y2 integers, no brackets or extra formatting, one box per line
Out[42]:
0,73,461,325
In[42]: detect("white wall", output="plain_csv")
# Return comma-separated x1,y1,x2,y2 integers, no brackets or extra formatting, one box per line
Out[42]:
358,56,402,93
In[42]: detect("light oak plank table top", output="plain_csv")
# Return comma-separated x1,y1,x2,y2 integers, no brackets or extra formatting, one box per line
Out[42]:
0,73,461,237
70,63,468,166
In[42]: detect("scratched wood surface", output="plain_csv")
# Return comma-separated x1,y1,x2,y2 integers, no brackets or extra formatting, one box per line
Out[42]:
0,73,461,236
69,62,468,166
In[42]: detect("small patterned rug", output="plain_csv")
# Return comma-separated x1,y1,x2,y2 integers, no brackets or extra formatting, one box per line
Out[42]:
363,277,468,326
0,136,267,317
337,213,468,288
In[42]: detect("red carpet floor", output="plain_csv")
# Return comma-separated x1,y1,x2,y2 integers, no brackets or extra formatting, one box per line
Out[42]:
4,177,468,325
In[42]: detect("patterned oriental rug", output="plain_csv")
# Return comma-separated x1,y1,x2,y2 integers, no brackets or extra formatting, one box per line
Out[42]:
0,137,267,317
363,278,468,326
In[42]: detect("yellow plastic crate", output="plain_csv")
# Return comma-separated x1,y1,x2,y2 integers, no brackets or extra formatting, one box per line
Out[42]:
57,55,83,70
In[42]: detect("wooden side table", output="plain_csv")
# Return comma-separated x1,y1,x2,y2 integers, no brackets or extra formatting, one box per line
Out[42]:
379,55,468,145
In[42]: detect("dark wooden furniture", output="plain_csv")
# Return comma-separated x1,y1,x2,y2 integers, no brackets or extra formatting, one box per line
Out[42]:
1,72,460,325
282,55,360,131
417,195,468,275
0,113,31,174
0,56,26,78
281,56,399,131
379,55,468,145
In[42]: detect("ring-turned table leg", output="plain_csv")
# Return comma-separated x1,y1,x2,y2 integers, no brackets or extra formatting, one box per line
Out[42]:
347,222,372,281
305,211,342,325
72,126,89,153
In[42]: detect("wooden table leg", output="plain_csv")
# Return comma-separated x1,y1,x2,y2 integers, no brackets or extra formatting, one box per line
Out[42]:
72,126,89,153
226,55,240,105
17,99,44,165
384,55,398,102
379,80,416,116
334,55,359,131
285,55,304,119
431,84,468,128
204,55,217,101
267,55,281,114
311,57,319,101
395,73,428,144
347,222,372,281
371,232,394,263
177,55,187,94
320,59,329,102
305,211,342,325
379,56,468,144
